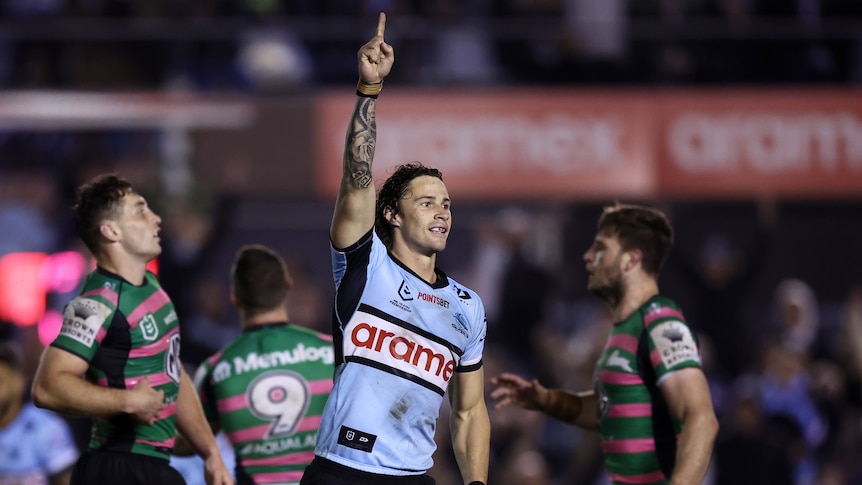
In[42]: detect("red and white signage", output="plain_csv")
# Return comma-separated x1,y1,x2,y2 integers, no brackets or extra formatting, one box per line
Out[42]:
314,89,862,199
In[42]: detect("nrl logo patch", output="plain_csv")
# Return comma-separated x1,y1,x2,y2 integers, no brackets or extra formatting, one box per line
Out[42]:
140,313,159,341
398,280,413,301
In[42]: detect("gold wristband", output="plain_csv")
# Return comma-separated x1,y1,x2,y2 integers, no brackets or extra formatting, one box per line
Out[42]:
356,80,383,98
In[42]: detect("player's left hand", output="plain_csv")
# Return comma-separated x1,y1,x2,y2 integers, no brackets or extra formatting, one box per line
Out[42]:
489,372,546,411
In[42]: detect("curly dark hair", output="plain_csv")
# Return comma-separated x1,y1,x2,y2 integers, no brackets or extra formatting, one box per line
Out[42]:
375,162,443,248
74,174,134,257
596,203,674,277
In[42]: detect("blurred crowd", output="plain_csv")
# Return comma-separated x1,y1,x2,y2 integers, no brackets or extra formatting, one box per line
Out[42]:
2,163,862,484
426,201,862,485
0,0,860,90
2,1,862,484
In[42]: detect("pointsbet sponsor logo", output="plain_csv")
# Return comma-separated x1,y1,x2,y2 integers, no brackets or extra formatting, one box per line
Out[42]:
416,291,450,309
213,344,334,383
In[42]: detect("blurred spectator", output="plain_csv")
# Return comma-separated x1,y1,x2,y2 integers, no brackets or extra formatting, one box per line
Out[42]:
491,0,565,83
739,341,827,484
713,377,794,485
281,256,329,333
467,207,551,376
236,29,313,93
497,450,552,485
3,0,65,16
757,342,827,449
564,0,625,60
816,461,847,485
761,413,811,485
672,199,777,378
180,276,239,367
697,332,733,421
0,0,855,89
754,0,842,83
486,347,549,484
0,172,60,257
769,278,821,356
557,0,628,83
831,285,862,394
532,300,612,484
421,0,500,85
158,195,228,332
0,341,79,485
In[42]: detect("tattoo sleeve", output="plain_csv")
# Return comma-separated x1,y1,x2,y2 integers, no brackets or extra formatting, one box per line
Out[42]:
343,97,376,189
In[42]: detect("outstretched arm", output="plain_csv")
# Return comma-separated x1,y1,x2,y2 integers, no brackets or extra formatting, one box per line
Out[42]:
660,368,718,485
449,368,489,485
490,372,599,430
32,346,165,423
330,12,395,249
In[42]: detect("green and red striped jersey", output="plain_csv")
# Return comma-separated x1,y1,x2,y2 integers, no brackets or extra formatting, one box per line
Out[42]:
594,296,702,485
194,323,334,485
52,267,181,460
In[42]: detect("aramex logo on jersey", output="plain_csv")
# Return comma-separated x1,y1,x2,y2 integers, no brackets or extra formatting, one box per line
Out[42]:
345,309,457,393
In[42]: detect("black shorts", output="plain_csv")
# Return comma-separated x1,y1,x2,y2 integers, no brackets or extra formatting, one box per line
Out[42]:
71,450,186,485
299,457,435,485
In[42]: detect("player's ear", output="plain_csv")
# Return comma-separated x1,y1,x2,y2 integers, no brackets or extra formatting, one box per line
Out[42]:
99,221,120,243
624,249,642,272
384,206,400,227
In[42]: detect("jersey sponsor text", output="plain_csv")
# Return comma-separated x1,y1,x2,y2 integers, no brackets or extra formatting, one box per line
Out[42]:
649,320,700,368
59,298,111,347
238,432,318,456
346,310,457,391
215,345,334,383
416,292,450,308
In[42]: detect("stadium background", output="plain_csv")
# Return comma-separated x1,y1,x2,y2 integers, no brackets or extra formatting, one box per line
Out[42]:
0,1,861,484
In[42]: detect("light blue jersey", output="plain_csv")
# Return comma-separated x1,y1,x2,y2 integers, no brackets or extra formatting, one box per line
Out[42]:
0,403,79,484
315,230,487,475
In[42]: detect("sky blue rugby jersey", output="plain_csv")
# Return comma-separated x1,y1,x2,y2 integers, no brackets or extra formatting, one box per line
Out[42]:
315,230,487,475
0,402,79,484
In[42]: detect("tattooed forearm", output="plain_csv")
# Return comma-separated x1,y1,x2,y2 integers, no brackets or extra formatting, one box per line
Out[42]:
344,97,377,189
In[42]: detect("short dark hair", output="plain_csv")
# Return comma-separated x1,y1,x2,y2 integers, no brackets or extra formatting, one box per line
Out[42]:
74,174,134,257
375,162,443,248
231,245,293,317
597,203,674,277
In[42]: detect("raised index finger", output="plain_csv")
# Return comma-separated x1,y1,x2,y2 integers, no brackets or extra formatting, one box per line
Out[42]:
376,12,386,38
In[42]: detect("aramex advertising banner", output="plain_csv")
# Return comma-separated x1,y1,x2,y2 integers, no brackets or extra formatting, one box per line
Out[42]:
657,91,862,198
314,90,656,200
314,89,862,200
